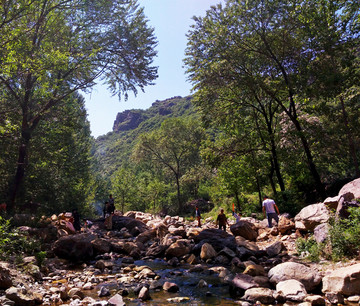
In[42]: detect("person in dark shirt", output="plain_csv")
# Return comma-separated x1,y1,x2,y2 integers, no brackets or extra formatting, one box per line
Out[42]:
108,194,115,214
72,208,81,232
216,209,228,231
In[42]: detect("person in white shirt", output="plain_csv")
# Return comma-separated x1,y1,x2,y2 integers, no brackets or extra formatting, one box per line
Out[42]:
232,211,242,223
262,195,280,228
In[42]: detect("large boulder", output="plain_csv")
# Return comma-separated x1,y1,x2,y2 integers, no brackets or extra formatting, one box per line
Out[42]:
314,223,330,244
5,287,43,305
112,216,149,236
230,221,258,241
276,279,307,302
165,240,191,258
338,178,360,199
145,243,168,258
266,241,285,257
229,273,259,297
0,266,12,289
294,203,330,231
268,262,321,292
243,287,275,304
52,233,96,261
135,229,157,244
200,243,217,260
193,229,236,252
277,216,295,234
91,238,111,254
322,263,360,296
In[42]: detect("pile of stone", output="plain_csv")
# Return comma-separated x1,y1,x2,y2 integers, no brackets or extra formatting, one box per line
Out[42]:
0,178,359,305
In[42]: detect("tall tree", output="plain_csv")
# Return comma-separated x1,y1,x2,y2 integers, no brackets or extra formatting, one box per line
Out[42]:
133,117,204,213
185,0,358,199
0,0,158,211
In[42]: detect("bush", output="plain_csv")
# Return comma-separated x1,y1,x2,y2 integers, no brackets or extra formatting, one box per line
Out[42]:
328,207,360,261
0,216,41,262
295,236,321,262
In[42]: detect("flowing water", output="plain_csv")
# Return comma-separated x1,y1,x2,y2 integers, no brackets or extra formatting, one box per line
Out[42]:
86,258,239,305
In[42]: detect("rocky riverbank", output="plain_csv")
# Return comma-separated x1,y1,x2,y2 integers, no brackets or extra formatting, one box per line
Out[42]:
1,178,360,305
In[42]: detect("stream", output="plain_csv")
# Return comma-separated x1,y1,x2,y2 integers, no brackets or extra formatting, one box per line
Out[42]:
84,258,239,305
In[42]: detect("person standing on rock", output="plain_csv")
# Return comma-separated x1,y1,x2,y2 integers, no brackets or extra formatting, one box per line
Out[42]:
72,208,81,232
232,211,242,223
216,209,228,231
262,195,280,228
195,205,201,227
108,194,115,214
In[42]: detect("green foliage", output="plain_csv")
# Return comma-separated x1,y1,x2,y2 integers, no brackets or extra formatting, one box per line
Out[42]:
296,208,360,262
295,236,321,262
328,207,360,261
133,116,206,212
275,190,305,217
0,0,158,210
35,251,47,268
184,0,360,201
0,216,41,261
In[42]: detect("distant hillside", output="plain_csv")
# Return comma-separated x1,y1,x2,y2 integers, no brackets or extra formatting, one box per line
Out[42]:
91,95,196,178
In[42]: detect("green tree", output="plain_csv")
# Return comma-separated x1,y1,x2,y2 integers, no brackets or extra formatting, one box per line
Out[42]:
0,0,158,211
184,0,358,199
26,93,92,213
133,117,205,213
111,167,136,214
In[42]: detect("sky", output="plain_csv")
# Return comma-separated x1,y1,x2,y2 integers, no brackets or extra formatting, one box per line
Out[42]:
84,0,223,138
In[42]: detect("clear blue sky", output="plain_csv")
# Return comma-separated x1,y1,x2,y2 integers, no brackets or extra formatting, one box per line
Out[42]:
84,0,223,138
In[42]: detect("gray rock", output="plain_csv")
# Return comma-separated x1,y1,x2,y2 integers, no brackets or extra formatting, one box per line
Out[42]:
230,221,258,241
165,240,191,258
268,262,321,292
138,286,151,301
5,287,42,306
243,287,275,304
229,273,259,297
266,241,285,257
200,243,217,260
322,263,360,296
276,279,307,302
314,223,329,243
294,203,330,231
0,266,12,289
163,281,179,293
338,178,360,199
52,233,95,261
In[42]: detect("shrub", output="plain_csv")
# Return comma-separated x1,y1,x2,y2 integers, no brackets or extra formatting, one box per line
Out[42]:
295,236,321,262
0,216,41,262
328,207,360,261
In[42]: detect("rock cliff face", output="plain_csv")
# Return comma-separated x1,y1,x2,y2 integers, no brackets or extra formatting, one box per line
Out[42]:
112,96,192,133
112,110,145,132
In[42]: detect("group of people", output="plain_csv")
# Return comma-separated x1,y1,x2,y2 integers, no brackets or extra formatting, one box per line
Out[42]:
194,195,280,231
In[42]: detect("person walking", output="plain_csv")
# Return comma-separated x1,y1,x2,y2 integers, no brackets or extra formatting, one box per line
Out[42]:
216,209,228,231
262,195,280,228
195,205,201,227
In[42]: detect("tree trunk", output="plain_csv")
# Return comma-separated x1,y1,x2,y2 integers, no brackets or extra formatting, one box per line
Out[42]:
255,174,262,210
8,128,32,213
268,160,277,195
175,174,182,213
291,117,326,199
234,190,241,212
340,96,360,177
